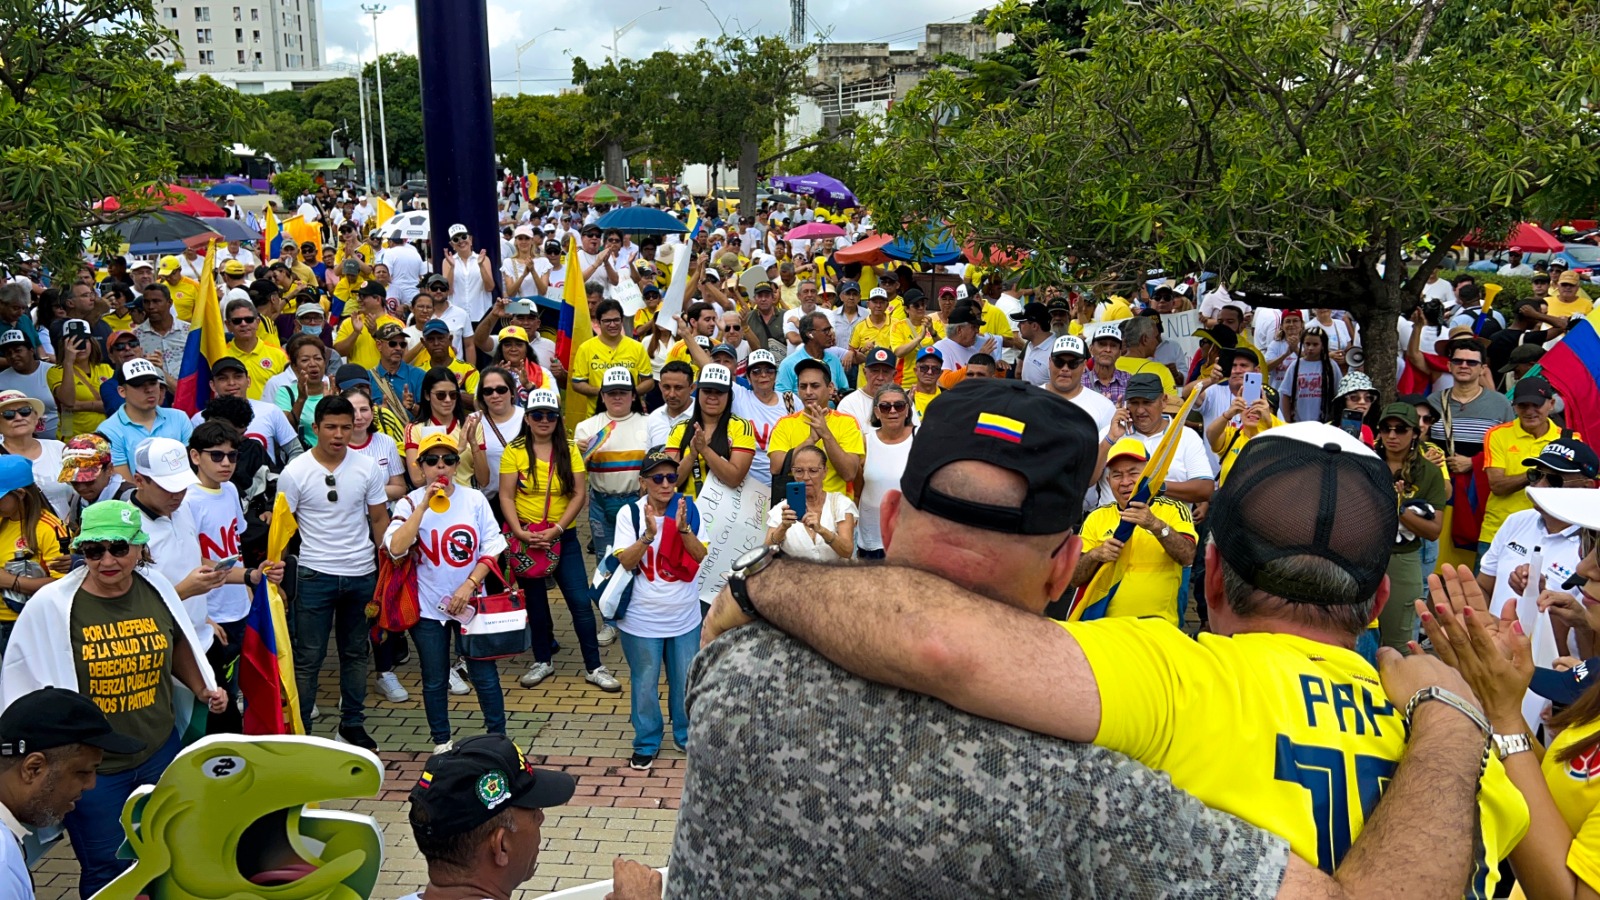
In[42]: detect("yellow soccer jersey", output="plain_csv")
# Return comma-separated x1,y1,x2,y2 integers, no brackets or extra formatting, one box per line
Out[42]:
1077,497,1196,625
1067,618,1529,887
1544,714,1600,889
668,415,757,498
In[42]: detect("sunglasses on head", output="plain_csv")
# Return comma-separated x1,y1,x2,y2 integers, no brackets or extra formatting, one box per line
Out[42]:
420,453,461,467
200,450,238,463
646,472,679,485
527,410,559,422
78,540,133,561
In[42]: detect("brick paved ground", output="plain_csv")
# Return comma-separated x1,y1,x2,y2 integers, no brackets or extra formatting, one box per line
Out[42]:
32,591,681,899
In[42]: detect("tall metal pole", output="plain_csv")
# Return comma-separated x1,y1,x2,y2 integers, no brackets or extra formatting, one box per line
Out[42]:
363,4,392,194
516,26,564,96
356,62,374,190
610,6,668,61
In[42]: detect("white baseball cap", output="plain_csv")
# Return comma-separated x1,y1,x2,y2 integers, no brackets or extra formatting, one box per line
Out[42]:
1088,322,1125,345
133,437,200,493
746,349,778,370
697,364,733,391
1051,335,1087,358
600,367,635,392
868,287,888,300
447,223,469,239
955,285,970,301
0,330,27,349
525,388,560,412
120,358,163,384
224,287,252,304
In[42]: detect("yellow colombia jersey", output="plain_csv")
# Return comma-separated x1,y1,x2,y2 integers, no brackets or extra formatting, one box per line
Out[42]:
1543,714,1600,889
1077,497,1196,625
1067,619,1529,890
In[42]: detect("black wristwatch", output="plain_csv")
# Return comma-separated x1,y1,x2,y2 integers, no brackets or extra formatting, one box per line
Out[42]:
727,544,783,619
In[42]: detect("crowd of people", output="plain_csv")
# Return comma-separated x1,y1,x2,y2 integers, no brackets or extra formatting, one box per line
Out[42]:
0,179,1598,900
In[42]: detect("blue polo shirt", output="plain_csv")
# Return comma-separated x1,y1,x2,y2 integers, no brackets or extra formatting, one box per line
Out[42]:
100,380,176,416
370,362,425,406
96,405,194,467
775,345,849,394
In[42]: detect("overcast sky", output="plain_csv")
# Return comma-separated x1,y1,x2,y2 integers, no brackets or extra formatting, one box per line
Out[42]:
320,0,987,92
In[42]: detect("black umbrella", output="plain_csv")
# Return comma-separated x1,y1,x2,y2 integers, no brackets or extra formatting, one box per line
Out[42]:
109,210,216,246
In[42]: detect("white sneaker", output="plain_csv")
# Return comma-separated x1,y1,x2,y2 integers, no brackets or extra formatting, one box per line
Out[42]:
519,661,555,687
432,741,454,754
586,665,622,692
377,671,409,703
448,661,472,696
309,704,322,722
596,624,618,646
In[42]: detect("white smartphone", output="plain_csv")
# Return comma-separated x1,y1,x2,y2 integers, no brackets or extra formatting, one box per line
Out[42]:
210,555,241,571
1241,372,1262,405
439,600,476,627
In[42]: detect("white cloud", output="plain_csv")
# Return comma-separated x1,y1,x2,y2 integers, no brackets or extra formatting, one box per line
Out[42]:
318,0,986,91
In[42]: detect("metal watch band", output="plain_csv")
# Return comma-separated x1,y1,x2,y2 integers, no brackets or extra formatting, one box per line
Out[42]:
1492,731,1534,760
1403,686,1491,739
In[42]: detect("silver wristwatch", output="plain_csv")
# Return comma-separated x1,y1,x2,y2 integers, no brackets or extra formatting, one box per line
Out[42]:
1492,732,1534,760
1157,525,1171,538
1403,686,1491,738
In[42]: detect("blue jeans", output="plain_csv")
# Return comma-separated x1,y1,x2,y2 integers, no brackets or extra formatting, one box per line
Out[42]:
617,624,701,756
411,617,505,744
64,729,182,898
589,489,638,623
522,531,601,672
293,566,376,731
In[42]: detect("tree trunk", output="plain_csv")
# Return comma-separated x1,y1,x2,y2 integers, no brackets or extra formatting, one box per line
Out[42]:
738,137,759,216
1353,282,1406,405
604,141,626,187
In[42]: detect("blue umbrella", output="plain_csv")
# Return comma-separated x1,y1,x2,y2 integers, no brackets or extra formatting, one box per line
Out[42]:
770,172,857,209
205,182,257,197
883,230,963,265
200,217,258,242
594,206,688,235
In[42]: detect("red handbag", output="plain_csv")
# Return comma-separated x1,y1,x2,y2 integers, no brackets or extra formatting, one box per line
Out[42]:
457,559,532,660
504,447,561,578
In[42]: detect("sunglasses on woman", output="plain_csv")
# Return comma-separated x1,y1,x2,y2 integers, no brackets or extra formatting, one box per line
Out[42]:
527,410,559,422
78,540,133,561
0,407,34,420
1376,424,1411,435
877,401,908,413
419,453,461,467
481,384,512,396
646,472,678,485
431,390,457,401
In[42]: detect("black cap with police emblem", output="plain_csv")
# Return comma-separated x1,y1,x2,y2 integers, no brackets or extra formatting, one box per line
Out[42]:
408,734,575,838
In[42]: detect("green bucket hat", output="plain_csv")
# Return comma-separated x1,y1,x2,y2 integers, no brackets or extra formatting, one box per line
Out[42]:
73,500,149,548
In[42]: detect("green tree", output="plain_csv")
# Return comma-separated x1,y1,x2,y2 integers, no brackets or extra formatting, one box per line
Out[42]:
492,92,601,175
572,51,690,187
245,111,334,167
858,0,1600,399
365,53,424,178
270,169,318,205
0,0,260,273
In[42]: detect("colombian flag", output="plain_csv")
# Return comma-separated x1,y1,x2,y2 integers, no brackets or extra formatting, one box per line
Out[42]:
174,240,227,414
239,494,305,735
372,195,396,235
263,203,282,258
557,235,593,426
685,203,702,241
1541,315,1600,444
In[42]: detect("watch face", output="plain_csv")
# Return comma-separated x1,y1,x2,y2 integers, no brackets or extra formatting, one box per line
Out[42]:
732,544,774,572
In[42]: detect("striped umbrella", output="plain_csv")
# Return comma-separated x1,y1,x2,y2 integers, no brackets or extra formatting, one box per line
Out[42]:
573,183,634,205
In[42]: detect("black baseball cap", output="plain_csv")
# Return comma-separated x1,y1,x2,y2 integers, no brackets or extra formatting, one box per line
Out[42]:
0,686,145,757
945,305,981,327
408,734,575,839
1047,298,1071,313
1513,376,1556,406
900,379,1098,536
358,282,387,299
640,449,676,474
1124,373,1165,401
793,356,828,379
335,364,373,390
1210,422,1397,607
1010,302,1050,328
210,356,248,377
1532,659,1600,705
1524,437,1600,477
863,347,894,368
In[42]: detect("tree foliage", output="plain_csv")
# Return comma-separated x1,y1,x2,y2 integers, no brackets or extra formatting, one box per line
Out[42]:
270,169,317,205
493,92,602,175
0,0,261,273
252,52,425,180
858,0,1600,397
245,111,334,168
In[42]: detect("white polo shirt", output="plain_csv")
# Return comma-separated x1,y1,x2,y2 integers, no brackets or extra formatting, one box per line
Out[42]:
1480,507,1586,636
137,500,210,652
0,802,31,900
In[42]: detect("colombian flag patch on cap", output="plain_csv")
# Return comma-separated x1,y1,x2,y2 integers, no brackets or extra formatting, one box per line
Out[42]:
974,412,1025,443
418,771,433,789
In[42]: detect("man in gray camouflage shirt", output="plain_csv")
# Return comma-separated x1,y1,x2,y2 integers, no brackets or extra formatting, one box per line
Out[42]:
673,379,1494,899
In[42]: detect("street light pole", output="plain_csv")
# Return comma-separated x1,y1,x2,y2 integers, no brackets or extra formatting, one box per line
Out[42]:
362,3,392,194
516,26,565,96
610,6,668,62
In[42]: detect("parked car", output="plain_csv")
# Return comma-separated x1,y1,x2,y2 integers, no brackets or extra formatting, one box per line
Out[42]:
1523,242,1600,280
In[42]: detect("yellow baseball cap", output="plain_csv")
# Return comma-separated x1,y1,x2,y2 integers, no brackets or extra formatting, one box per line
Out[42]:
497,325,530,344
1106,437,1150,465
157,255,182,275
416,432,460,456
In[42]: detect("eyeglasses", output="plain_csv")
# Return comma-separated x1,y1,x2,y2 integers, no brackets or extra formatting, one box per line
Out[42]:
1051,355,1085,368
0,407,33,420
598,318,623,326
419,453,461,467
481,384,511,396
1450,357,1482,367
1527,469,1571,487
78,540,133,561
646,472,678,485
790,467,826,477
724,323,742,330
431,390,457,401
384,340,405,348
229,316,257,326
877,400,908,412
325,473,338,503
201,450,239,463
915,364,942,373
527,410,559,422
1376,424,1411,435
111,341,139,353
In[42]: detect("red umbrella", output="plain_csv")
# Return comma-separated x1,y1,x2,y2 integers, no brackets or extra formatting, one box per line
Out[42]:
572,183,634,206
963,240,1029,267
99,184,226,218
1462,222,1565,253
835,233,893,265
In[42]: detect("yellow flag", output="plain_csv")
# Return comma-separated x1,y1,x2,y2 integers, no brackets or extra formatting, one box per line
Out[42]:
559,236,594,427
